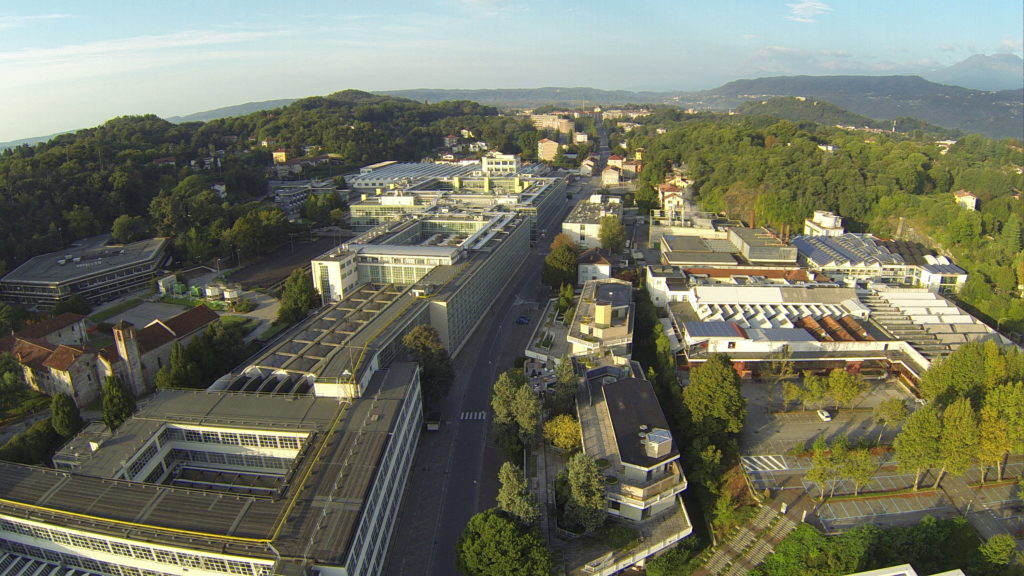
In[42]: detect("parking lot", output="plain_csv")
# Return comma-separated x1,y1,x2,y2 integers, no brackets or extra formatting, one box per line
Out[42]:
819,492,955,532
739,376,915,455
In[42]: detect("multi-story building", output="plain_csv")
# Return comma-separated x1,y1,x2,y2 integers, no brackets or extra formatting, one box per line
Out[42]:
567,279,634,361
480,151,521,175
561,195,622,249
0,236,169,311
803,210,845,237
0,360,422,576
574,366,691,576
538,139,559,162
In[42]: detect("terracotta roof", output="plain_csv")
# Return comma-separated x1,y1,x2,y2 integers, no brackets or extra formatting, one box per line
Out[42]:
538,138,555,143
608,154,623,160
43,345,87,372
578,248,613,266
15,313,85,340
681,267,811,282
659,183,681,193
135,305,218,354
11,338,55,371
954,189,977,198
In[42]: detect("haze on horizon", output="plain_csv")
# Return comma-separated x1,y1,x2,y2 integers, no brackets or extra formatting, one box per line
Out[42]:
2,0,1022,142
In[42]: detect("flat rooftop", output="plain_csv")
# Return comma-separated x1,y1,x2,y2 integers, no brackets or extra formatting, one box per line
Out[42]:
347,162,478,188
0,363,418,567
601,378,678,468
1,236,168,285
793,234,905,267
564,198,622,224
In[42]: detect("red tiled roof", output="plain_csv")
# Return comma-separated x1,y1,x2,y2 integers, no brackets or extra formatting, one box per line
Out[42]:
953,189,976,198
578,248,613,266
43,345,87,372
135,305,218,354
608,154,623,160
11,338,55,371
15,313,85,340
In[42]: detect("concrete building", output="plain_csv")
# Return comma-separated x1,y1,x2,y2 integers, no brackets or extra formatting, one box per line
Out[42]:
271,180,341,220
480,151,521,175
538,139,559,162
659,227,797,269
573,366,691,575
1,361,422,576
577,248,614,285
562,195,623,249
953,189,978,210
567,279,634,362
0,236,169,311
346,162,477,193
601,167,621,187
803,210,845,237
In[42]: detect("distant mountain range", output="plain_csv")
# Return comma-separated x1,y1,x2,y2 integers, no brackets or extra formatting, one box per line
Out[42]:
923,53,1024,91
2,54,1021,149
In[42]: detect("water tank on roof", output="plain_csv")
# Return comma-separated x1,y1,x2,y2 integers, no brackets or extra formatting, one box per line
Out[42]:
644,428,673,459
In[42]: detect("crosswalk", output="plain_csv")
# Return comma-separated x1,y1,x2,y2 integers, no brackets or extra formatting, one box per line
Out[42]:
741,455,789,472
461,410,487,421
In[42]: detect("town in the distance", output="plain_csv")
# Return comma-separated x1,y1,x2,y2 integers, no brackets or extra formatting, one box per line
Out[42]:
0,97,1022,576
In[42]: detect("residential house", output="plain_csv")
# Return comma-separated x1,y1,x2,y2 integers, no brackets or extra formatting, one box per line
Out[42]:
577,248,614,285
954,189,978,210
602,166,621,187
538,138,559,162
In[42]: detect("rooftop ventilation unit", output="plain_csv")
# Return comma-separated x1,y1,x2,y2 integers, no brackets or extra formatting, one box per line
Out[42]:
644,428,673,459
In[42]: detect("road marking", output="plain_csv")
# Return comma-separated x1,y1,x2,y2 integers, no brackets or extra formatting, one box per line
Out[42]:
460,411,487,421
741,455,789,472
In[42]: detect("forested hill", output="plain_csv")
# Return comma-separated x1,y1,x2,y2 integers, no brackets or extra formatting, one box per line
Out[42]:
699,75,1023,139
735,98,959,138
377,87,665,108
0,90,540,274
165,99,297,123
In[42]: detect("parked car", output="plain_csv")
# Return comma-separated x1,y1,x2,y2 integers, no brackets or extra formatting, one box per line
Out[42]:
817,409,833,422
516,315,531,325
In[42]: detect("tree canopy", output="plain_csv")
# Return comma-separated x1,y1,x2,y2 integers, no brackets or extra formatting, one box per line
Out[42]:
456,509,550,576
402,324,454,404
101,375,135,431
597,214,627,254
683,354,747,436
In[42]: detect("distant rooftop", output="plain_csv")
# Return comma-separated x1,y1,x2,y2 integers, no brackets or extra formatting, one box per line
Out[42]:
1,235,168,285
347,162,478,188
793,234,905,268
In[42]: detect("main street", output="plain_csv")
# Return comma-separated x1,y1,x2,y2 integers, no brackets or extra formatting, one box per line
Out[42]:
384,176,593,576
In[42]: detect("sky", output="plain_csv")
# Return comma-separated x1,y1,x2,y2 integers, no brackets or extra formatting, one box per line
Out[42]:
1,0,1021,142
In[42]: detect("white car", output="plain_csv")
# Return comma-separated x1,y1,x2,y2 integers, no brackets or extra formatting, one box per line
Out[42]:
817,409,833,422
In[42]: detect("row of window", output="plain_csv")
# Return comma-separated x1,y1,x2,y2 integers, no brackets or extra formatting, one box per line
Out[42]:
158,427,303,451
0,521,271,576
169,449,291,471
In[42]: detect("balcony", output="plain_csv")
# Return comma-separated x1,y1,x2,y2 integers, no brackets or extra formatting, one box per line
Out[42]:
610,461,686,505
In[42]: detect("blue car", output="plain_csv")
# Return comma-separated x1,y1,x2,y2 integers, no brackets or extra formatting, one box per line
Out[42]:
516,315,530,325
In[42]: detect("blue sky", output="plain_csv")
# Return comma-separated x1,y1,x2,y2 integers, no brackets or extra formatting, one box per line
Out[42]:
1,0,1021,141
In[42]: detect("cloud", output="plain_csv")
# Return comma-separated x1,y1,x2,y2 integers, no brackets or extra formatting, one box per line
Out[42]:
997,35,1023,54
786,1,832,23
0,13,72,30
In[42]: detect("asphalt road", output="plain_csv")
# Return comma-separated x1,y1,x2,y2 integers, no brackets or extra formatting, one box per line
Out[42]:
384,180,590,576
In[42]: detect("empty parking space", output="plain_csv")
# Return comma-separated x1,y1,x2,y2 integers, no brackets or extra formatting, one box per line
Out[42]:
820,492,953,531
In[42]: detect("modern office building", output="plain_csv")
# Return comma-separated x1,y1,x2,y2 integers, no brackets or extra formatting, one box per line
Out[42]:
0,361,422,576
480,151,521,174
0,236,169,311
345,162,478,192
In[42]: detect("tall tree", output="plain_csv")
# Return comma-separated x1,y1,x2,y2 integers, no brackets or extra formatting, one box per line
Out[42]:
873,398,908,443
50,393,83,437
155,341,195,389
549,233,578,253
101,375,135,431
845,449,876,497
457,509,550,576
497,462,540,526
934,397,978,488
828,370,867,410
682,353,747,436
893,406,942,491
977,403,1010,482
550,354,578,415
511,384,541,443
277,267,320,325
542,244,577,289
491,369,525,426
564,452,606,534
402,325,454,403
597,214,627,254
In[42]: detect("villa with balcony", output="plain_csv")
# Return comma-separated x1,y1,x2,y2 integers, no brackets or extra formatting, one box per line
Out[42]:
572,367,692,575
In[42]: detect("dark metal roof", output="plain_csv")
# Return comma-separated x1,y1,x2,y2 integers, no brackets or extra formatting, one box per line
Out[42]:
601,378,678,469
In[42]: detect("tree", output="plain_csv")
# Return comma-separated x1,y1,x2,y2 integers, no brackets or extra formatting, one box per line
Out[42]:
0,303,28,335
50,393,83,437
155,341,195,389
806,436,833,501
979,533,1016,566
682,354,747,436
111,214,149,244
276,268,319,325
101,375,135,431
549,233,578,253
456,509,550,576
977,404,1011,482
53,293,92,316
543,414,581,452
933,396,978,488
597,214,627,254
893,405,941,491
491,369,525,426
511,384,541,443
845,449,876,497
763,346,795,405
873,398,908,443
827,370,867,410
542,244,577,289
497,462,539,525
402,325,454,403
564,452,606,533
550,354,577,415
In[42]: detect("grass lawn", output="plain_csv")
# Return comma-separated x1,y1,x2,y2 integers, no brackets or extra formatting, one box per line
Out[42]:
219,315,260,335
88,298,143,323
0,390,50,424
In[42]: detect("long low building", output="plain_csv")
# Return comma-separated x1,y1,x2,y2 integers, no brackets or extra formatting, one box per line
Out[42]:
0,361,423,576
0,236,169,311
